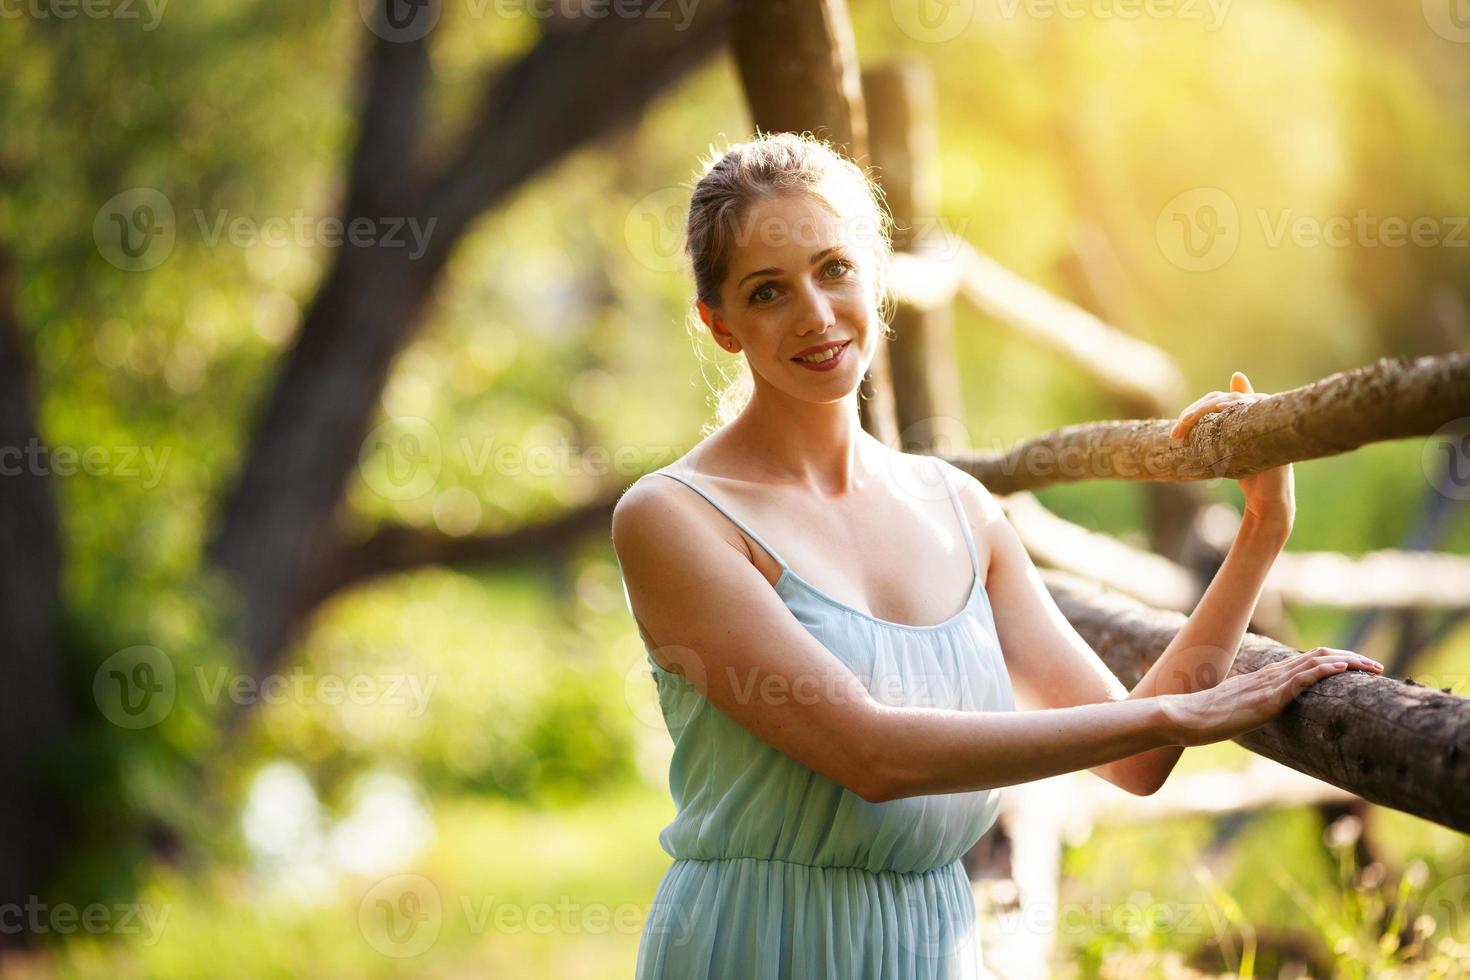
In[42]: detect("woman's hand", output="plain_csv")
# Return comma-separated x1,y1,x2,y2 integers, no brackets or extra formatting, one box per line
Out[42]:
1170,370,1295,533
1159,647,1383,747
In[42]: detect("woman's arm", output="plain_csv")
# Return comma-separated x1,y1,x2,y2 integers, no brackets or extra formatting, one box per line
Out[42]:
1108,512,1291,790
613,475,1185,805
938,370,1384,796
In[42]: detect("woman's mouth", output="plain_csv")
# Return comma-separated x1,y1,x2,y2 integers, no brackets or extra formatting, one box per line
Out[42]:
791,340,850,372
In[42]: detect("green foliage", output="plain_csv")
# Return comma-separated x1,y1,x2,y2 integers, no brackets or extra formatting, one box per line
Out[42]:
1,0,1466,975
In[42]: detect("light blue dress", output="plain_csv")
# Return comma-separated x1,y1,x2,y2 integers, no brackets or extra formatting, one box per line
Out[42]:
621,461,1017,979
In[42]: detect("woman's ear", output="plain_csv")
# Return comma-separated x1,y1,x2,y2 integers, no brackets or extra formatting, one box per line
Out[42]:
697,301,739,352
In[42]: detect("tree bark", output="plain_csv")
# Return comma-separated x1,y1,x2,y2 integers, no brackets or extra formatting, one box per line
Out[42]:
1043,568,1470,833
0,246,68,946
865,59,967,454
945,352,1470,494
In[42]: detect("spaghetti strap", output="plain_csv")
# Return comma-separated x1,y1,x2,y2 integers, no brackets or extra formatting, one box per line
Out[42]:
938,461,981,579
652,470,792,574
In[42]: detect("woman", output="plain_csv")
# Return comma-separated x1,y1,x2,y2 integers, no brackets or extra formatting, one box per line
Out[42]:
611,132,1380,979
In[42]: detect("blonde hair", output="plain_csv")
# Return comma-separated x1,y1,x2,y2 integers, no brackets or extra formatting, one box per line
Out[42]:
681,131,896,433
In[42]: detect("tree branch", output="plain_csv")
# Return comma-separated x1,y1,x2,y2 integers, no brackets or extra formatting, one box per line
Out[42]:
1043,568,1470,832
420,0,731,259
316,493,622,604
944,352,1470,494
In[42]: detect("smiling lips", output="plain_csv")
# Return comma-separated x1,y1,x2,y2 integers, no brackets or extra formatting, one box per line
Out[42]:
791,340,850,371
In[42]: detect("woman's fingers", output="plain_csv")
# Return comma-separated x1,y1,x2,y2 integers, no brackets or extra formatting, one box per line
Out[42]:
1278,650,1382,688
1170,392,1258,439
1171,373,1271,441
1301,646,1383,671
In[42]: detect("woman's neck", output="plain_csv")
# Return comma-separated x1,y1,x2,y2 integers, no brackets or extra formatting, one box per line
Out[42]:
718,390,882,496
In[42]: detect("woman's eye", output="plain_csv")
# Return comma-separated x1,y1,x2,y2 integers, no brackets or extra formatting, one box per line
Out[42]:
826,259,853,277
750,283,775,303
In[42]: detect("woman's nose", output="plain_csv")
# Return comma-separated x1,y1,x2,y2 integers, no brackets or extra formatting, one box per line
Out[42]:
794,281,835,334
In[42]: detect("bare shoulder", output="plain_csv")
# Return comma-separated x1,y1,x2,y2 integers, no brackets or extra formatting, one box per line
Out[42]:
611,469,891,803
929,456,1009,566
929,456,1005,521
611,471,747,581
612,472,699,555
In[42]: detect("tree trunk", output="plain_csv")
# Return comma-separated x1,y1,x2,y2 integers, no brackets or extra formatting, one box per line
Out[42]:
208,2,731,678
0,246,68,947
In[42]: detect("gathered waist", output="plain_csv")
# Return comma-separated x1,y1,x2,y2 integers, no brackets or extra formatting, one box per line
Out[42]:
670,855,966,878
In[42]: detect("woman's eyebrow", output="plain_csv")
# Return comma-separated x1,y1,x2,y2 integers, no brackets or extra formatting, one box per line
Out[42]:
735,247,840,289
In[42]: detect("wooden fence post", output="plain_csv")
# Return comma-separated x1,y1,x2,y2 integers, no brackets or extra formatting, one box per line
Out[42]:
729,0,901,447
864,58,969,454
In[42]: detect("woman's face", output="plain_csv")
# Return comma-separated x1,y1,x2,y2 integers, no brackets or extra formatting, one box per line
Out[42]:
698,191,878,402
